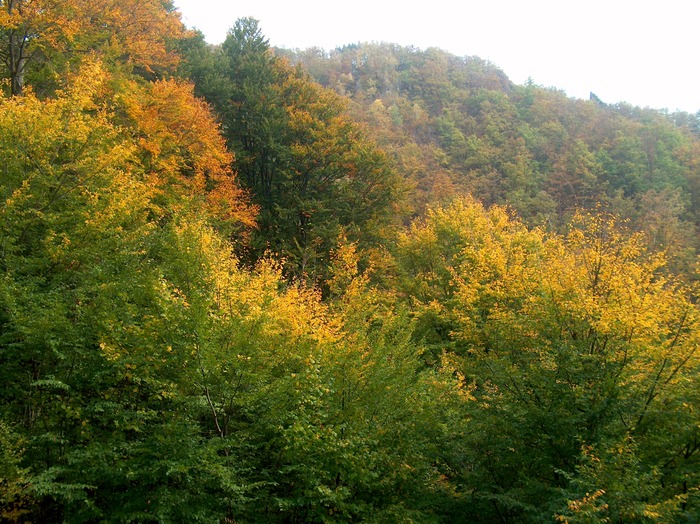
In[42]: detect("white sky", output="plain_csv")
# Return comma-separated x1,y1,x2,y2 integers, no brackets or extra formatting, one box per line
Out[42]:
173,0,700,113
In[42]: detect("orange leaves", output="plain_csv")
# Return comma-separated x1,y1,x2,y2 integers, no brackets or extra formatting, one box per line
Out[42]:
77,0,186,72
121,78,232,179
0,0,79,42
117,77,257,227
1,56,255,243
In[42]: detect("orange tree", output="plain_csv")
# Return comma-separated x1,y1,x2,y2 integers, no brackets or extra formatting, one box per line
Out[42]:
0,0,186,95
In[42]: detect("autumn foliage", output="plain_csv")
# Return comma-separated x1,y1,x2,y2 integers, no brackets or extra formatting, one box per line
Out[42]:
1,6,700,524
0,0,186,95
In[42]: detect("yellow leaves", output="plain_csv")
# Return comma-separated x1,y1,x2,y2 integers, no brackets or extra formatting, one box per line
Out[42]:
434,350,476,402
269,285,340,345
399,196,545,323
0,62,131,213
217,257,340,346
0,7,20,29
544,212,684,349
401,198,700,404
327,240,370,298
557,489,609,523
100,341,120,361
1,0,189,96
10,0,184,68
0,0,76,43
164,219,339,352
206,174,258,228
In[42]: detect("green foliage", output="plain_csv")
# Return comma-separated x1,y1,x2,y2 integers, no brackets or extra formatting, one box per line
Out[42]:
0,55,455,522
0,421,30,521
0,63,243,522
4,6,700,522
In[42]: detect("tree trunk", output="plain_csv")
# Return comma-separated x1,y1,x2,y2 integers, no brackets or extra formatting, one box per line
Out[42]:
5,0,27,95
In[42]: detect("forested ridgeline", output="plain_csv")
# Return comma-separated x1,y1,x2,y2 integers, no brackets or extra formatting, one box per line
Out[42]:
281,42,700,276
0,7,699,523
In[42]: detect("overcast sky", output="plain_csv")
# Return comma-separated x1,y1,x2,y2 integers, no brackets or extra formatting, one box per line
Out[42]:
172,0,699,114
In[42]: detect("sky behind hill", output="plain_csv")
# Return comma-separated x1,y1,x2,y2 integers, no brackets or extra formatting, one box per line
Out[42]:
173,0,699,114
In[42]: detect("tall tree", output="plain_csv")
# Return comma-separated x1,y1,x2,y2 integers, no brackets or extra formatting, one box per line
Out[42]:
395,199,700,522
0,58,258,521
190,18,402,282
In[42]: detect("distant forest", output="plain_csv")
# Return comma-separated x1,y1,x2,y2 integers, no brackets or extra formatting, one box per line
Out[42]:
1,6,699,523
276,42,700,275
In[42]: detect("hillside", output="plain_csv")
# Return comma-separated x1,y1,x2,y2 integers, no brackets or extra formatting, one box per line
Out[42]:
281,43,700,275
1,10,699,523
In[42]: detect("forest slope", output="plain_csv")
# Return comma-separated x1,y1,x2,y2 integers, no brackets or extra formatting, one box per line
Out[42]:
1,10,699,523
282,43,700,275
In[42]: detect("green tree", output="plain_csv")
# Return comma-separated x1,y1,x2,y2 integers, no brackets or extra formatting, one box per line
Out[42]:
188,18,403,282
0,60,257,522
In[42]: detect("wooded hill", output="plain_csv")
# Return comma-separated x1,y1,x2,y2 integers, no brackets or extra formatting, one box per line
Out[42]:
279,42,700,277
1,7,699,523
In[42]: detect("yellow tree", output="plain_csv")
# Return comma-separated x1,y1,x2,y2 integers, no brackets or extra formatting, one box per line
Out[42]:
395,199,700,521
460,210,700,521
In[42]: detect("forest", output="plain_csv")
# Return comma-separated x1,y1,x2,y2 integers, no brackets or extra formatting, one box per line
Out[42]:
1,2,699,522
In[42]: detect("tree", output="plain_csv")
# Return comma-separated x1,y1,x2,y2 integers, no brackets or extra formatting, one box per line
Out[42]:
187,18,403,282
0,59,257,522
546,139,604,215
394,199,700,521
0,0,186,95
114,74,257,233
